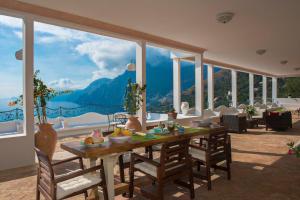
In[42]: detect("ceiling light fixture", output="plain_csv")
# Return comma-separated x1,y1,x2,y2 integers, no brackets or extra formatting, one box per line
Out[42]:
280,60,288,65
256,49,267,55
294,67,300,71
216,12,235,24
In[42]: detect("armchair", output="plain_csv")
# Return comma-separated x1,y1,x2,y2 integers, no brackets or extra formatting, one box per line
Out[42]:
35,148,108,200
129,138,195,200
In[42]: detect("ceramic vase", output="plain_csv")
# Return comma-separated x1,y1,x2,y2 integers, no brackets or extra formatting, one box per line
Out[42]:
125,115,142,131
181,102,189,115
35,123,57,161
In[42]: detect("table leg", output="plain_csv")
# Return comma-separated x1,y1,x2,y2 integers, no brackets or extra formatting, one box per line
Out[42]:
102,154,121,200
88,158,100,200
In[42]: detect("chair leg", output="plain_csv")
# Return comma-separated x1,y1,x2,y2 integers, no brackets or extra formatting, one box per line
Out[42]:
206,164,212,190
129,163,135,197
197,161,201,171
100,161,109,200
36,188,40,200
118,155,126,183
157,180,164,200
226,159,231,180
84,191,88,200
189,168,195,199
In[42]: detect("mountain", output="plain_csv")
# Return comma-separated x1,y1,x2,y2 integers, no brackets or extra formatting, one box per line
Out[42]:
53,52,198,112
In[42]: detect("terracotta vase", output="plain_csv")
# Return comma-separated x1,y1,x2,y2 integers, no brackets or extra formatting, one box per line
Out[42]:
35,123,57,161
168,112,178,120
125,115,142,131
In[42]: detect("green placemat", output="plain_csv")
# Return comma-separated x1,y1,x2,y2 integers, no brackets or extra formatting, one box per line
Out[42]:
131,127,210,142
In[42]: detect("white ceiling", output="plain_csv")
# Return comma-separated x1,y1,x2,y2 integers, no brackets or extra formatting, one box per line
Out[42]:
19,0,300,76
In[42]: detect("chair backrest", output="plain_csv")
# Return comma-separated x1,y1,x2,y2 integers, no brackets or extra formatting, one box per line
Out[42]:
159,138,191,177
207,129,228,161
35,147,55,198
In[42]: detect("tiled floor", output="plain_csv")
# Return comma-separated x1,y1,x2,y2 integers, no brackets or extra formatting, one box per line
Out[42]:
1,121,300,200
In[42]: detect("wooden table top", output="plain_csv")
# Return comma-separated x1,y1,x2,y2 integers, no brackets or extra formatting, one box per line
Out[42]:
61,127,225,158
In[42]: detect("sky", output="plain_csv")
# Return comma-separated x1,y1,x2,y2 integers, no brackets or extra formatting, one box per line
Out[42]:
0,14,170,99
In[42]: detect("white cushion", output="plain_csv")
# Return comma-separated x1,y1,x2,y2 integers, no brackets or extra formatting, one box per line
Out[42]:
135,158,184,177
189,148,206,161
56,172,101,199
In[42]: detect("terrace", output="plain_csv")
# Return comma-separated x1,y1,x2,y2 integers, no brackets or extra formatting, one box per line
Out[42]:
0,1,300,200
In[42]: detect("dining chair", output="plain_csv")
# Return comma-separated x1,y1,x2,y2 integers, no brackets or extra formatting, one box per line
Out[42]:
189,129,231,190
35,147,108,200
129,138,195,200
102,130,153,185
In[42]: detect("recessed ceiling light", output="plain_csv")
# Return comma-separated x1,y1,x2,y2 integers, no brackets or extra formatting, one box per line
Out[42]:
294,67,300,71
216,12,235,24
280,60,288,65
256,49,267,55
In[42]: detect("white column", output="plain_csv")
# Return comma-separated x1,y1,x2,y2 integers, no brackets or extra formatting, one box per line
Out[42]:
262,76,267,104
231,70,237,107
136,41,147,131
23,17,35,161
173,58,181,113
195,54,204,116
249,73,254,105
272,77,278,102
207,64,214,110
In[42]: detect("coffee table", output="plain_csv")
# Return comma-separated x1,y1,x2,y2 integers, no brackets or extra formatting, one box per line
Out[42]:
247,118,258,128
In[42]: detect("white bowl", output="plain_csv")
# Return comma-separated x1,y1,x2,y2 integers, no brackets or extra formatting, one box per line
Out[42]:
109,136,131,143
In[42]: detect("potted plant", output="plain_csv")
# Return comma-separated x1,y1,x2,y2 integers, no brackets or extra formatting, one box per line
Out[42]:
10,70,58,160
168,107,178,120
123,78,146,131
245,105,256,120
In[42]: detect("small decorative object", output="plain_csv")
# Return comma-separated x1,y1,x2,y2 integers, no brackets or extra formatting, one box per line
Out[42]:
176,124,185,134
168,107,178,119
123,79,146,131
245,105,256,119
287,141,300,158
109,127,132,143
181,102,189,115
91,129,104,143
167,120,175,132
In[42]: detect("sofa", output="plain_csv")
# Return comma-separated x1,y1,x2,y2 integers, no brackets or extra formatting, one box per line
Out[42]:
265,111,292,131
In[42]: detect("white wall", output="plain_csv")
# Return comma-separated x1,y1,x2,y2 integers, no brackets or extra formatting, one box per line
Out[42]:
276,98,300,110
0,134,34,170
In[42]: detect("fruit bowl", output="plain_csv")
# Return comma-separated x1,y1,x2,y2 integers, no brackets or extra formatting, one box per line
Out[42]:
109,135,131,143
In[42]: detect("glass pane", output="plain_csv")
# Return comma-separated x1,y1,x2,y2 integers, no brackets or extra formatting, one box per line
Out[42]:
34,21,135,122
146,46,173,113
254,75,262,104
214,67,231,107
0,15,24,136
237,71,249,105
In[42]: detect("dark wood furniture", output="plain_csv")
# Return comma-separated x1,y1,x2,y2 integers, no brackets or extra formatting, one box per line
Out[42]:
35,147,108,200
221,114,247,133
265,111,292,131
247,118,259,128
190,128,231,190
61,127,219,199
129,138,195,200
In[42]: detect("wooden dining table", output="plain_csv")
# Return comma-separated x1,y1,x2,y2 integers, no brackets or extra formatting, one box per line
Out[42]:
61,126,225,200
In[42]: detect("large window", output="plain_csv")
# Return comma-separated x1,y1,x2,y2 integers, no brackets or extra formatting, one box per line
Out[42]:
34,21,135,118
237,71,249,105
181,61,196,110
254,75,262,104
214,67,231,107
267,77,272,102
146,46,173,113
0,15,24,136
278,77,300,98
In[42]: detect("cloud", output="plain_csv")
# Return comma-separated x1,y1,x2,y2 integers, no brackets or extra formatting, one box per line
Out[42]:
0,15,22,28
75,38,135,79
48,78,82,90
13,31,22,39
